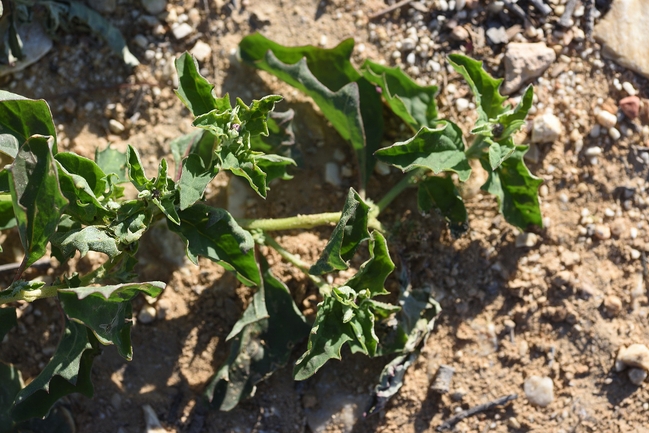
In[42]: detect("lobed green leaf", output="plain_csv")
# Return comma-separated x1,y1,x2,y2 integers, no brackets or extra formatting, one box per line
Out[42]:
375,121,472,182
418,176,468,237
0,90,57,159
168,204,260,286
309,188,370,275
95,145,128,184
9,135,68,268
361,60,438,129
345,231,395,297
175,52,227,117
50,226,120,261
480,146,543,229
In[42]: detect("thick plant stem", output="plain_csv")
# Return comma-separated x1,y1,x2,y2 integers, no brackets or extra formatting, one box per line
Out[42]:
263,235,327,289
0,284,60,305
375,170,420,214
239,212,342,231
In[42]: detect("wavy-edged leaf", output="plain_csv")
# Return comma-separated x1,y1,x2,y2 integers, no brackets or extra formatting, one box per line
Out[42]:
361,60,438,128
168,204,260,286
109,200,152,245
447,54,508,125
95,145,127,184
9,135,68,268
236,95,283,137
175,52,229,117
50,226,119,261
480,146,543,229
206,257,309,411
253,153,295,183
0,362,22,433
250,109,296,154
309,188,370,275
67,2,139,67
346,231,395,296
55,152,108,197
418,176,468,237
125,145,151,191
494,85,534,138
0,90,57,158
375,121,471,182
58,281,164,302
55,161,109,224
59,282,163,360
239,34,382,189
11,320,100,423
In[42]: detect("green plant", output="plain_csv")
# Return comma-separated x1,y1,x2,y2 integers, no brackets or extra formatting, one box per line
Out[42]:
0,35,541,428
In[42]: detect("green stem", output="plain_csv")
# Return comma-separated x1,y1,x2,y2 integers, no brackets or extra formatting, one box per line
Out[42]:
0,284,61,305
239,212,342,231
375,169,421,214
263,234,327,289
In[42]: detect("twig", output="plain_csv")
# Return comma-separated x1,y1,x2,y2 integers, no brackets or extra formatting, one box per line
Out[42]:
502,0,529,24
559,0,580,27
583,0,595,39
436,394,518,431
369,0,414,20
0,259,51,274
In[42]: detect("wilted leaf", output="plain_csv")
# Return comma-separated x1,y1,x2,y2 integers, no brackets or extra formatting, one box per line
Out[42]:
168,204,260,286
345,231,394,297
50,226,120,260
375,121,471,182
55,161,109,224
58,281,164,302
125,145,151,191
109,200,152,245
418,176,468,237
206,257,309,411
11,320,100,423
9,135,68,268
0,90,57,158
480,146,543,229
175,52,228,116
310,188,370,275
67,2,139,67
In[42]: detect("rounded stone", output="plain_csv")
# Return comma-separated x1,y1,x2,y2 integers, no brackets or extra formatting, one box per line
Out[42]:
524,375,554,407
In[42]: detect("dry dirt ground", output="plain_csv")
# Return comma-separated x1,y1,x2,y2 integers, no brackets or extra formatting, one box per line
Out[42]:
2,0,649,432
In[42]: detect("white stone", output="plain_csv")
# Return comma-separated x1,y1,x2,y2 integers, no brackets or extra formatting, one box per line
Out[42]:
374,161,391,176
609,127,621,140
455,97,470,112
172,23,193,40
108,119,126,134
190,40,212,62
531,113,562,143
502,43,556,94
516,232,538,248
584,146,602,156
595,0,649,80
141,0,167,15
623,81,637,96
406,52,416,65
524,376,554,407
631,249,641,260
138,305,156,324
616,344,649,371
596,110,617,128
325,163,342,187
319,34,328,47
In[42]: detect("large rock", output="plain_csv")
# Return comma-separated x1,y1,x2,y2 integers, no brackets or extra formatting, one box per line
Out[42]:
595,0,649,79
502,43,556,94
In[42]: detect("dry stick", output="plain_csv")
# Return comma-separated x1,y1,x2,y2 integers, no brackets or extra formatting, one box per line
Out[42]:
583,0,595,39
369,0,414,20
0,259,50,274
502,0,529,24
436,394,518,431
559,0,580,27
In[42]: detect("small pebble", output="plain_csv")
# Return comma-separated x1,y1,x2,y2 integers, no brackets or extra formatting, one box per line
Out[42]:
324,162,342,187
631,249,641,260
531,113,562,143
590,124,601,138
628,368,647,385
622,81,637,96
450,26,469,41
507,417,521,429
138,305,157,324
172,23,193,40
455,97,470,112
406,52,416,65
616,344,649,371
593,225,611,240
319,34,328,47
133,34,148,49
596,110,617,128
516,232,538,248
64,97,76,114
609,127,621,140
524,376,554,407
584,146,602,156
374,161,391,176
190,40,212,62
108,119,126,134
603,295,622,316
